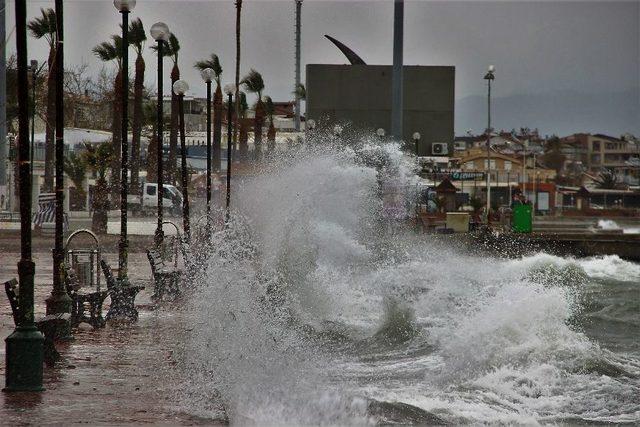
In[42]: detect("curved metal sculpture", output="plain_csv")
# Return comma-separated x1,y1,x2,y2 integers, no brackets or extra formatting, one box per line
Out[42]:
324,35,367,65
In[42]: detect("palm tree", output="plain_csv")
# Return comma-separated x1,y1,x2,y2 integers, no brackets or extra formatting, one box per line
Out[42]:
194,53,223,84
293,83,306,101
263,96,277,154
27,8,57,192
128,18,146,195
596,169,619,189
152,33,180,184
82,142,113,233
63,151,87,210
237,92,249,158
234,1,243,162
241,69,265,160
195,54,223,171
93,35,124,207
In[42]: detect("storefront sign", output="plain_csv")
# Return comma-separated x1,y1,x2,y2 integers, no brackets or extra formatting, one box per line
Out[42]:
450,172,485,181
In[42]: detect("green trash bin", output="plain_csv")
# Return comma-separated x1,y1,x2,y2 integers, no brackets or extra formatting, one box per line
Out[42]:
512,204,532,233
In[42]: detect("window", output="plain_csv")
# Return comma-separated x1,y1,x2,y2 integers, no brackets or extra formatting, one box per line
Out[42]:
146,185,156,196
484,159,496,170
592,141,601,151
465,162,474,170
504,160,512,171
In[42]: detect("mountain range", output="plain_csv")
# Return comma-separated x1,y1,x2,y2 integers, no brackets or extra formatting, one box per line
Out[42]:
455,88,639,138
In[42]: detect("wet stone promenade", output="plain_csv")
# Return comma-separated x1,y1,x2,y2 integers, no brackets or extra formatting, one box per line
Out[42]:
0,251,219,425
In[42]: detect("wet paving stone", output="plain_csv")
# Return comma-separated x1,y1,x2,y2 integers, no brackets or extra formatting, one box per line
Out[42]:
0,251,221,425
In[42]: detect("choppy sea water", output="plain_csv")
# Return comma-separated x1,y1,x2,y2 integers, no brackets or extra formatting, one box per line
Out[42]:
174,133,640,425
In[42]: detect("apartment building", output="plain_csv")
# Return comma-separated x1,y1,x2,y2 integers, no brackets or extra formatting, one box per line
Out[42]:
561,133,639,183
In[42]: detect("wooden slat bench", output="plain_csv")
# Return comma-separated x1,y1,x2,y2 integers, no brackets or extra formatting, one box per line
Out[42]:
63,264,108,328
146,249,181,300
4,278,71,364
99,259,145,322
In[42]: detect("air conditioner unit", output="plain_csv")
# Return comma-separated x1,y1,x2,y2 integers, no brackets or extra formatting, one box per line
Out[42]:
432,142,448,155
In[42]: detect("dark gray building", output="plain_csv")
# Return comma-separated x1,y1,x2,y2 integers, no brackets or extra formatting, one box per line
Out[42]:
306,64,455,156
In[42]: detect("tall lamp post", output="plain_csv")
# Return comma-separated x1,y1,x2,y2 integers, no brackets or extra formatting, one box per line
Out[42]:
201,68,215,227
484,65,495,223
412,132,421,156
46,0,72,323
173,79,190,241
224,84,235,223
114,0,135,281
150,22,170,248
4,0,44,392
294,0,302,131
29,60,40,179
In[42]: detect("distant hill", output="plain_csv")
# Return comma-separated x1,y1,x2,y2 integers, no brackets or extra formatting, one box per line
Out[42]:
455,88,639,137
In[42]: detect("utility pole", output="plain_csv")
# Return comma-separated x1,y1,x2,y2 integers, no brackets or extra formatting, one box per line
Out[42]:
294,0,302,132
391,0,404,140
0,0,7,193
483,65,495,223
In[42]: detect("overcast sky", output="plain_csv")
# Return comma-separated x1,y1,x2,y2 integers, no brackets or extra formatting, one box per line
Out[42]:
4,1,639,106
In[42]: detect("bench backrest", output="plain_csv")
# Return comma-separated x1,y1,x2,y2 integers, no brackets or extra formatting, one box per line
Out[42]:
61,263,81,294
4,278,20,325
147,250,160,274
147,249,166,272
99,259,117,292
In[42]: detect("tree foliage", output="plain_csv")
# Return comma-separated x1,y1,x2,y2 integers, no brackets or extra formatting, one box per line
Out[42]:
82,142,113,180
595,169,619,189
92,35,123,67
64,151,87,198
194,53,223,84
151,33,180,63
241,69,264,99
293,83,306,100
27,8,57,46
127,18,146,54
263,95,275,124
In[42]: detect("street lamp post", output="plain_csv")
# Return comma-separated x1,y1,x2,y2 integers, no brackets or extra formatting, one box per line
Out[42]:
46,0,72,322
114,0,135,281
173,79,190,241
29,60,38,179
150,22,170,249
105,0,137,323
201,68,215,228
412,132,421,156
4,0,44,392
484,65,495,223
224,84,235,223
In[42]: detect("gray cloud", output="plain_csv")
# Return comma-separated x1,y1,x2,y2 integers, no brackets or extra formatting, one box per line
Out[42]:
5,1,638,133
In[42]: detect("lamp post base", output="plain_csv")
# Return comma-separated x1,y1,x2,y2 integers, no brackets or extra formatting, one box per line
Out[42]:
3,326,45,392
44,292,72,340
